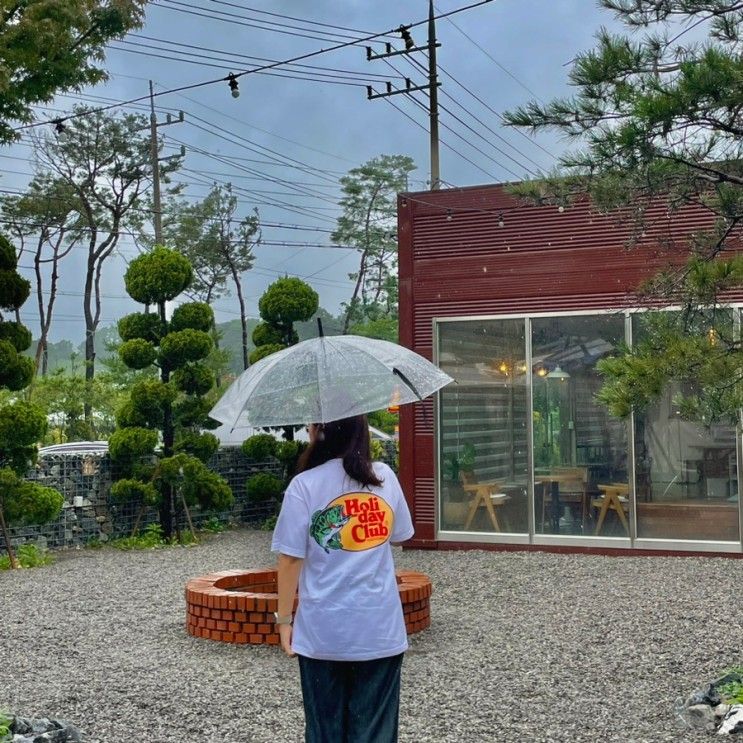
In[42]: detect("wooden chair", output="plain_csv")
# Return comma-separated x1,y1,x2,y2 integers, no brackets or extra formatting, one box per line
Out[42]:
539,467,589,532
460,471,510,531
592,483,630,535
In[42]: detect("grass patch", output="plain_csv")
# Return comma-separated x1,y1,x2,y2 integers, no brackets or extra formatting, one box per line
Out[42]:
0,710,12,742
718,667,743,705
110,523,166,551
0,544,53,570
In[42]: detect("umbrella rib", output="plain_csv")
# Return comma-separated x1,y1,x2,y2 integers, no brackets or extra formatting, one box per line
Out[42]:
392,367,423,400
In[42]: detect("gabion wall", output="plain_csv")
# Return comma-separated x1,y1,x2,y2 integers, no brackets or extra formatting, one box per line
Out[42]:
1,443,398,552
1,448,282,552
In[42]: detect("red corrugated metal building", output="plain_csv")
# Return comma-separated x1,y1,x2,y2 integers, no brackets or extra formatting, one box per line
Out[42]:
397,183,743,555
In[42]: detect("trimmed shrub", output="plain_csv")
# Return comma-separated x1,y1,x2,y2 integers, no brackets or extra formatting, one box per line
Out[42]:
118,312,166,344
124,246,193,304
0,320,32,351
249,342,285,365
170,302,214,333
246,472,284,502
258,276,318,326
171,363,214,395
119,338,157,369
158,329,212,369
241,433,279,461
111,478,159,505
175,431,219,463
0,270,30,310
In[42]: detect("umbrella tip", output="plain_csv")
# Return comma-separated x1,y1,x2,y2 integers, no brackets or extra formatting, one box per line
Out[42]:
317,317,324,337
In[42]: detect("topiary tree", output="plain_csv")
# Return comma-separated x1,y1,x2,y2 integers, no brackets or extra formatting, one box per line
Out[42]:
0,234,63,568
250,276,318,364
248,277,319,444
111,245,232,539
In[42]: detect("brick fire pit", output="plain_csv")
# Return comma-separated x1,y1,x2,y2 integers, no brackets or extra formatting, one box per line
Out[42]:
186,568,432,645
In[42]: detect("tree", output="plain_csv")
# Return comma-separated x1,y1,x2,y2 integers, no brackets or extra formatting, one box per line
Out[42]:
31,106,181,423
0,234,63,568
110,246,232,539
332,155,416,333
0,0,147,144
30,368,129,443
160,184,259,370
1,176,84,374
503,0,743,423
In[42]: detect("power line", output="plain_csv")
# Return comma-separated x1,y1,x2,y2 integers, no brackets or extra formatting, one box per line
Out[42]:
375,53,536,180
153,0,367,44
163,90,358,169
435,2,545,103
129,34,393,81
377,93,498,182
14,0,495,134
108,43,370,87
435,62,558,161
181,116,340,188
46,87,358,171
204,0,395,39
392,50,552,171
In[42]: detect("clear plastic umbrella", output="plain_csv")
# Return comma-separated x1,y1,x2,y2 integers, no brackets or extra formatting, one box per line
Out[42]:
209,333,454,429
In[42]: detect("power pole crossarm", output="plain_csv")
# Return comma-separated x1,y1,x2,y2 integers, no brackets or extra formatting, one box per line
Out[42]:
365,3,442,189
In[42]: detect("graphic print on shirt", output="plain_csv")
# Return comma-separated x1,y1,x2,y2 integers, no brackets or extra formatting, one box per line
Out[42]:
309,504,351,553
310,492,394,553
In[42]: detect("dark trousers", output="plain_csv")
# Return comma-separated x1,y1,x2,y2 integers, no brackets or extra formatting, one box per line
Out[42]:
297,653,404,743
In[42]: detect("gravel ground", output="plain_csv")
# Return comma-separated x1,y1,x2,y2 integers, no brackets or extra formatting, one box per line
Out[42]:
1,528,742,743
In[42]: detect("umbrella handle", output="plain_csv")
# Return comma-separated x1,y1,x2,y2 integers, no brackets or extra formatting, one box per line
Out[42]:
317,317,324,337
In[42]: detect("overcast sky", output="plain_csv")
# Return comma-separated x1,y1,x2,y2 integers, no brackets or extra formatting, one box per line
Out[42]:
7,0,623,343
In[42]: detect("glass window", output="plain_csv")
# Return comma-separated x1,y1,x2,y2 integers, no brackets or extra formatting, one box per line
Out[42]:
633,313,740,542
531,315,628,537
438,319,528,533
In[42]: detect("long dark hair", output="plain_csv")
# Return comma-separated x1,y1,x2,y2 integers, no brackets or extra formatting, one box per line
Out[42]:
296,414,383,487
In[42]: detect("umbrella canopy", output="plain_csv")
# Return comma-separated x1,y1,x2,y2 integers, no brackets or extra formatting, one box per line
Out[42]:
209,334,454,429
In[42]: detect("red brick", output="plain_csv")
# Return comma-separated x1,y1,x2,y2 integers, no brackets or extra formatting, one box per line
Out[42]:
206,619,216,630
234,633,249,644
216,620,227,631
257,623,271,634
228,622,241,633
242,623,256,634
249,634,263,644
222,632,234,642
265,634,279,645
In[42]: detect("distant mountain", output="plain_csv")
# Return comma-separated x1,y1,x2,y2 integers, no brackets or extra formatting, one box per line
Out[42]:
28,308,346,376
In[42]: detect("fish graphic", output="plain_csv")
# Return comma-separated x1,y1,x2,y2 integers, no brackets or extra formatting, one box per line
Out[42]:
310,504,351,553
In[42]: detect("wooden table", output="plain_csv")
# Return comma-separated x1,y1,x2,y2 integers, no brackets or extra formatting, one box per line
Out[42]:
536,469,589,533
592,483,630,535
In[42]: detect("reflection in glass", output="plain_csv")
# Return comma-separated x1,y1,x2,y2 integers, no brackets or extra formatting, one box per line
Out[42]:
438,320,528,533
632,313,740,541
531,315,628,536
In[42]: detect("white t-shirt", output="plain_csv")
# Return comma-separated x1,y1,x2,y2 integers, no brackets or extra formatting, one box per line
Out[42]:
271,458,415,661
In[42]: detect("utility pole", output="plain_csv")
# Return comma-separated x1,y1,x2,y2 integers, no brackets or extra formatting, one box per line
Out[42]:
366,3,442,189
427,0,440,190
147,80,185,244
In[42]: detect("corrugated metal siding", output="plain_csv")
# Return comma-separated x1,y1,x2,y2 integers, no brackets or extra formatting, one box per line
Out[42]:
411,200,711,261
